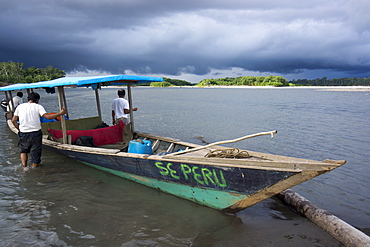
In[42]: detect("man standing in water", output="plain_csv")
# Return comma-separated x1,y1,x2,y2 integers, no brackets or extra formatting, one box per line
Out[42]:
111,89,137,125
11,92,67,169
7,91,23,111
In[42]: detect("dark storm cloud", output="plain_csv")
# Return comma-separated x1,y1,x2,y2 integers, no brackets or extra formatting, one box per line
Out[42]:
1,0,370,79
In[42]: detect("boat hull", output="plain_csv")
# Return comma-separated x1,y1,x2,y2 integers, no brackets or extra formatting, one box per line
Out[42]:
43,143,298,211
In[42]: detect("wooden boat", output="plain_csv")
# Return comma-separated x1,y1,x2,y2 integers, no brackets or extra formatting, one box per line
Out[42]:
1,99,8,112
0,75,346,213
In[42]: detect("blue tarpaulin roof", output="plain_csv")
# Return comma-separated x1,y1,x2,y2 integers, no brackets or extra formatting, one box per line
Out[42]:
0,75,163,91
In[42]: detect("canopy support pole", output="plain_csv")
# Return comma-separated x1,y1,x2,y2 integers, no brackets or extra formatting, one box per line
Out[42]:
127,82,135,134
5,91,10,112
8,91,15,112
62,88,69,119
95,87,102,122
57,86,67,144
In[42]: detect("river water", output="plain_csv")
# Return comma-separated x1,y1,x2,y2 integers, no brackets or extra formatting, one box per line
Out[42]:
0,87,369,246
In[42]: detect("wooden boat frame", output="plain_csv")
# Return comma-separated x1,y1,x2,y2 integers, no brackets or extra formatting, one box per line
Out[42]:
0,75,346,213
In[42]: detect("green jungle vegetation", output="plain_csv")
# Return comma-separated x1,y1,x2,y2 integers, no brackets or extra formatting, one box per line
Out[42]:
0,62,65,85
149,77,193,87
196,76,370,87
1,61,369,87
197,75,289,87
289,77,370,86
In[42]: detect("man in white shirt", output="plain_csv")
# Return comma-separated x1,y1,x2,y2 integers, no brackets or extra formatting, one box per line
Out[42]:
7,92,23,111
12,92,66,168
111,89,137,125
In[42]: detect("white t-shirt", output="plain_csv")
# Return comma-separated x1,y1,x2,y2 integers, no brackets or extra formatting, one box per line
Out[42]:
112,97,129,119
7,95,23,111
14,103,47,132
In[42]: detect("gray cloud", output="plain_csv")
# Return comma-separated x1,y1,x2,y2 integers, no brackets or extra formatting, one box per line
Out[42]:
1,0,369,81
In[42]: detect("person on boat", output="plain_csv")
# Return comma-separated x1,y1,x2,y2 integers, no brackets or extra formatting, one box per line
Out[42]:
6,92,23,111
111,89,137,125
11,92,67,168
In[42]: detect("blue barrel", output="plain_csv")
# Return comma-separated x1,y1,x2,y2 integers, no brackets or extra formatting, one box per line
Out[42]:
128,140,153,155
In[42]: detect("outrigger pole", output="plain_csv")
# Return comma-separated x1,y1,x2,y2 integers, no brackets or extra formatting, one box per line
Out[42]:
165,130,278,157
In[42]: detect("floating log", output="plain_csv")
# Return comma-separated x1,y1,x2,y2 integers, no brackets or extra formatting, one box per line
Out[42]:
278,189,370,247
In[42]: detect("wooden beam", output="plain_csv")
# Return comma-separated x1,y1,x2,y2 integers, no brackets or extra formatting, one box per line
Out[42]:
57,86,67,144
152,140,161,152
62,87,69,119
8,91,14,112
127,82,134,133
4,91,10,112
95,87,102,121
165,130,277,156
167,143,175,152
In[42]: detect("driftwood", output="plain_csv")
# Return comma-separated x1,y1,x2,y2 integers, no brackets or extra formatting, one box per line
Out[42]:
278,189,370,247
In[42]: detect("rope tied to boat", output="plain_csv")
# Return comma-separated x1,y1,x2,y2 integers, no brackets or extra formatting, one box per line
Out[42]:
205,148,250,159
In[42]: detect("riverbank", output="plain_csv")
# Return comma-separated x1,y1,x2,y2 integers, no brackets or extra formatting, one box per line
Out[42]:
76,84,370,91
193,85,370,91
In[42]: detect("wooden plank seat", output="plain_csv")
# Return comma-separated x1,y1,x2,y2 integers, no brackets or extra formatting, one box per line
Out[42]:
47,121,125,146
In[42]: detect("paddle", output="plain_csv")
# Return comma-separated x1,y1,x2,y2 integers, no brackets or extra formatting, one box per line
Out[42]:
165,130,277,156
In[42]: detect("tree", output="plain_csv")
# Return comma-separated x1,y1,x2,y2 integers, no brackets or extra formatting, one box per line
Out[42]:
196,75,290,87
150,81,173,87
163,77,193,86
0,62,65,85
197,79,220,86
0,62,24,84
43,65,66,79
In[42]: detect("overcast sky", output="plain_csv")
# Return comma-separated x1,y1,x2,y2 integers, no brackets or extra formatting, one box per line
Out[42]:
1,0,369,82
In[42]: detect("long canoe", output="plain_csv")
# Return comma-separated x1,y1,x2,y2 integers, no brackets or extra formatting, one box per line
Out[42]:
0,75,345,213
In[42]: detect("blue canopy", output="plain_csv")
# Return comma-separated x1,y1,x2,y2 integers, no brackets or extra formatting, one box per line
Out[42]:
0,75,163,92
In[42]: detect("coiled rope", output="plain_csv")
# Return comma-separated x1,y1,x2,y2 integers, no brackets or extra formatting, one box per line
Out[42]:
205,148,250,159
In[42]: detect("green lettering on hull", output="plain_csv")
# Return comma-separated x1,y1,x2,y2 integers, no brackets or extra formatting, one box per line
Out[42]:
155,162,227,188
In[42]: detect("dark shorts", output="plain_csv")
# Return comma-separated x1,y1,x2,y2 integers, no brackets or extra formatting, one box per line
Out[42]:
18,130,43,164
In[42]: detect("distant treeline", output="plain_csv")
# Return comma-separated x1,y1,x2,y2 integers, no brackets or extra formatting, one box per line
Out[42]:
197,75,289,87
149,77,194,87
179,76,370,87
141,75,370,87
196,76,370,87
289,77,370,86
0,62,65,85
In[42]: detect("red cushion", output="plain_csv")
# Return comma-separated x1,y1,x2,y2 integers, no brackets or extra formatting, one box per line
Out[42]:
47,121,124,146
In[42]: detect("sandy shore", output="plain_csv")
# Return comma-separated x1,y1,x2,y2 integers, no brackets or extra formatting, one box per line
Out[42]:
110,84,370,91
197,85,370,91
317,86,370,91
